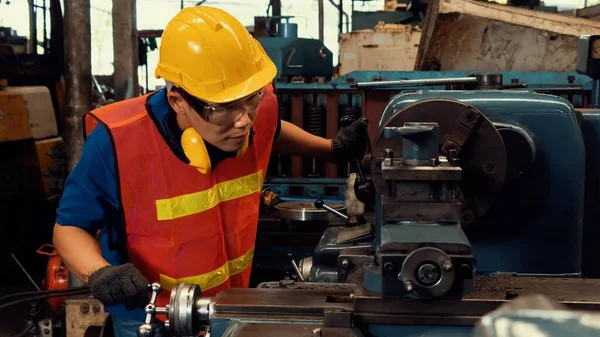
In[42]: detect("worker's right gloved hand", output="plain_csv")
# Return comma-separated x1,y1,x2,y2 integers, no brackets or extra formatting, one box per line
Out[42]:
87,263,149,311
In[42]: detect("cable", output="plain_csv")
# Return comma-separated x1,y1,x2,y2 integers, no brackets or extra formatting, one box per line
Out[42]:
6,324,34,337
0,289,91,311
0,286,89,303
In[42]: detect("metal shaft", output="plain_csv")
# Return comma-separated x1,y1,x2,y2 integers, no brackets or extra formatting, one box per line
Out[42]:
321,203,348,220
354,77,477,88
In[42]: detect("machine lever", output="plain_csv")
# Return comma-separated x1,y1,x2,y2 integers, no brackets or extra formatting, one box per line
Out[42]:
137,283,167,337
291,259,305,281
315,199,348,220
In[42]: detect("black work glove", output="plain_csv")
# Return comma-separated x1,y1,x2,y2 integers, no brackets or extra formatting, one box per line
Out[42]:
332,118,369,164
87,263,149,311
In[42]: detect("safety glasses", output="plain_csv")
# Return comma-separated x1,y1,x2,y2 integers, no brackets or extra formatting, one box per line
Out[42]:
174,86,265,126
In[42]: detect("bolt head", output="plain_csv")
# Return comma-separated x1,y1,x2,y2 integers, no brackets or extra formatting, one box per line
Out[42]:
341,259,350,269
404,281,414,292
443,260,453,271
383,262,394,272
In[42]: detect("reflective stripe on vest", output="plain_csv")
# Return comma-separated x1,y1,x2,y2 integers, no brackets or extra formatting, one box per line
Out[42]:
156,170,264,221
159,246,254,291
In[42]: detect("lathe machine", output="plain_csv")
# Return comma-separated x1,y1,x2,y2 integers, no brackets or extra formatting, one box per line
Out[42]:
135,35,600,337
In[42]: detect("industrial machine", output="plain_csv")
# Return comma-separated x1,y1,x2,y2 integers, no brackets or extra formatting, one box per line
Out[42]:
257,16,334,84
135,35,600,337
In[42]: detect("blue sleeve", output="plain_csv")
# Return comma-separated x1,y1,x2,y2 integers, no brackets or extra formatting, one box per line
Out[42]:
55,124,120,235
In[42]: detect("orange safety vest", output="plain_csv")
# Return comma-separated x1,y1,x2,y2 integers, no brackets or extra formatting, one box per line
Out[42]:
84,84,279,311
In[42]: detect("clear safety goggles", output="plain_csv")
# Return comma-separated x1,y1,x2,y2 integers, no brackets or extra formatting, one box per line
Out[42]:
174,86,266,126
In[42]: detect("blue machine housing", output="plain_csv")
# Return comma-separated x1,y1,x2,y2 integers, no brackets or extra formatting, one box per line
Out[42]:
385,90,585,275
309,89,589,288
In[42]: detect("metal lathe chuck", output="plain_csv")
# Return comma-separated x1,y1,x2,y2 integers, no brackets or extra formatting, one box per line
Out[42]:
137,283,212,337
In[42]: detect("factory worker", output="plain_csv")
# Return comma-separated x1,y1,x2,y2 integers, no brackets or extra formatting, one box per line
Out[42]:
51,6,368,337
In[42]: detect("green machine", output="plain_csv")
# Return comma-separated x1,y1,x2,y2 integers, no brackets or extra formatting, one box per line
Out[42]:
257,16,334,83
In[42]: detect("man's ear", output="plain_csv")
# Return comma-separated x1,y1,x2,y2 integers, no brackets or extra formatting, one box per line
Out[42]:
166,91,187,116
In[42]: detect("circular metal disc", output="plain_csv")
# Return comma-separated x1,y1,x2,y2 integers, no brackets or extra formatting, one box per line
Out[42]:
400,247,455,299
275,201,346,222
168,283,201,337
371,98,507,225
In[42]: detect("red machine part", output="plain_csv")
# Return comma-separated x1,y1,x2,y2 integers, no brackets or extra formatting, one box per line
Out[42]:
37,243,69,312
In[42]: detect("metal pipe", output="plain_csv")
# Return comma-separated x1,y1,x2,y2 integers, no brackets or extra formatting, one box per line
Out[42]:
328,0,349,37
63,0,91,172
112,0,139,101
318,0,324,42
353,77,478,88
592,79,600,109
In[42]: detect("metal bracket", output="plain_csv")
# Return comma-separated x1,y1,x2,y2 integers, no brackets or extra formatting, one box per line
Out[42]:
441,108,482,156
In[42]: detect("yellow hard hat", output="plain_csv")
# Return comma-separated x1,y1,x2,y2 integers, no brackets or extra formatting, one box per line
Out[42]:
155,6,277,104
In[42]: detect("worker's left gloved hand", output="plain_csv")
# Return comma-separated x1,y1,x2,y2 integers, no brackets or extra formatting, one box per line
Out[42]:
331,118,369,163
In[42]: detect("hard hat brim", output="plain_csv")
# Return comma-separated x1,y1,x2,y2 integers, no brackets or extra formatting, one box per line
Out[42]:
199,62,278,105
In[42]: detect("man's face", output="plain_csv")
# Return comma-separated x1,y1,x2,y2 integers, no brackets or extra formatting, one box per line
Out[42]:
168,87,265,152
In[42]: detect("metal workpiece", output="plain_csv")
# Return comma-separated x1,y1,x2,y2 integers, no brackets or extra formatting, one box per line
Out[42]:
383,122,440,164
275,201,347,222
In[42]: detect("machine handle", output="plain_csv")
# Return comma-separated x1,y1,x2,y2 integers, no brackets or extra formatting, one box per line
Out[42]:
314,199,349,220
137,283,168,337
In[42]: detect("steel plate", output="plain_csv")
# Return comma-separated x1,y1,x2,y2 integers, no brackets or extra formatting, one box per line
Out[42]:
371,98,507,225
275,201,346,222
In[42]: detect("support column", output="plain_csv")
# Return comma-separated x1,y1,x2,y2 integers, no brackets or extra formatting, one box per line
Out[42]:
63,0,91,172
112,0,139,101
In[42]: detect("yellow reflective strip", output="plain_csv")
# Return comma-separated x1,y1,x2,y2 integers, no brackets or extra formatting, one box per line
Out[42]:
156,170,263,221
159,247,255,292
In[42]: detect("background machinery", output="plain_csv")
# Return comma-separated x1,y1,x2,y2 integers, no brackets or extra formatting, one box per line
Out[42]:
136,34,600,337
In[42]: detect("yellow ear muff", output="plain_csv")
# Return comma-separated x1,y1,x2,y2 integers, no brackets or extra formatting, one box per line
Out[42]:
181,127,212,174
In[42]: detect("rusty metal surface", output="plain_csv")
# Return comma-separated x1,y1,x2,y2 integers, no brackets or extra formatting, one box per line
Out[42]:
65,297,108,337
415,0,600,72
371,98,507,224
213,288,354,315
467,274,600,302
